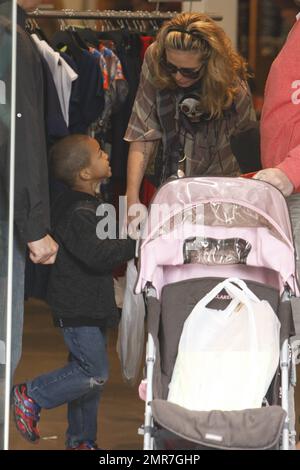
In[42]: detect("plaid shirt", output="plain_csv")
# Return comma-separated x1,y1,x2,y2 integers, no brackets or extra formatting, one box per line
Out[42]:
125,44,257,184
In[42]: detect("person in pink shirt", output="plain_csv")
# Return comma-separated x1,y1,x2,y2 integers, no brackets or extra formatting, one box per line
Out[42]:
256,0,300,196
255,0,300,449
255,0,300,278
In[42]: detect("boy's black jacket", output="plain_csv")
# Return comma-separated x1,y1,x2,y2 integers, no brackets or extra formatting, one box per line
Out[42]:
47,190,136,328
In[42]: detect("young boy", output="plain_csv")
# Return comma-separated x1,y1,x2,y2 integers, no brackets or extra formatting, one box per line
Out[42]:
12,135,136,450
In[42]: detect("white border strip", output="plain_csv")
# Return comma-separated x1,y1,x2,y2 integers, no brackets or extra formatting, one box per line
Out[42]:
4,0,17,451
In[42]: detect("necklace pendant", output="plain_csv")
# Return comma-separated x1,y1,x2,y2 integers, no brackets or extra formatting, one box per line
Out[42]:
177,169,185,178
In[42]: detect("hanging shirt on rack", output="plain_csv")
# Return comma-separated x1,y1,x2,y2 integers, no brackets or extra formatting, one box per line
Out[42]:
39,56,69,144
73,49,105,132
105,31,143,181
89,46,128,141
139,35,154,60
31,34,78,127
60,51,83,134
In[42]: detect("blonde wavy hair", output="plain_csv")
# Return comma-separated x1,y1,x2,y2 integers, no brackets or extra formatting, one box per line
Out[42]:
152,12,249,118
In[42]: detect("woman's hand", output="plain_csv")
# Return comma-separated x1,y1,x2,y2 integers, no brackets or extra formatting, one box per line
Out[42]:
253,168,294,197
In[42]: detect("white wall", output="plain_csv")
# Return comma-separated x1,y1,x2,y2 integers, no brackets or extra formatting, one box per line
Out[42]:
182,0,238,49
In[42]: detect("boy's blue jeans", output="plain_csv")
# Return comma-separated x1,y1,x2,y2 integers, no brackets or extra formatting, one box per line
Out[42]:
26,326,109,447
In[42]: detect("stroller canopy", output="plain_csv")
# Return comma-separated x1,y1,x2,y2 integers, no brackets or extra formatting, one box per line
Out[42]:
136,177,298,296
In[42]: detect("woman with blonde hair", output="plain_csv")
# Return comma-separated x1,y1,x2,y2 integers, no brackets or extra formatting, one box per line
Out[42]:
125,12,257,208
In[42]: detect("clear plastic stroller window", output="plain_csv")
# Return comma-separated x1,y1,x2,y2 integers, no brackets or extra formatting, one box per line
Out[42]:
183,236,252,265
153,202,284,244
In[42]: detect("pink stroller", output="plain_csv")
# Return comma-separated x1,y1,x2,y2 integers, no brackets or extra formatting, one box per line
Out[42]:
135,176,299,450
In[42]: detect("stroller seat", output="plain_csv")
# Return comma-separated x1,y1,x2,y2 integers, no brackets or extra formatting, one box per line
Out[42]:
146,277,292,450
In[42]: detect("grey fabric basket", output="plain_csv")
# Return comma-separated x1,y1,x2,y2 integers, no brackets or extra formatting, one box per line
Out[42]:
151,400,286,450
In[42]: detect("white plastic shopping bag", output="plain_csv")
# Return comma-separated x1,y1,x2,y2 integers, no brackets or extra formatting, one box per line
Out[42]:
168,278,280,411
117,259,145,385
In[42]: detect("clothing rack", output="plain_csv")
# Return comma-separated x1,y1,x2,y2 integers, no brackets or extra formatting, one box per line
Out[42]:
27,9,177,20
27,8,222,22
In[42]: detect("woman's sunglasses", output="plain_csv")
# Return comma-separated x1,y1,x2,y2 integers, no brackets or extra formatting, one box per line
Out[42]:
160,58,204,79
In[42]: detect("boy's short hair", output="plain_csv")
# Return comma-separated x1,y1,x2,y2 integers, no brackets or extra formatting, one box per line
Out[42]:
50,134,93,188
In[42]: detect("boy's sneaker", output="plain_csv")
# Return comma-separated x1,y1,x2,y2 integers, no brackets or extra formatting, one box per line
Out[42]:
12,384,41,443
66,440,99,450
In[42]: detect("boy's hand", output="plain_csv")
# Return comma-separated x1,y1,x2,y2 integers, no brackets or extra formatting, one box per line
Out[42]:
126,194,141,218
253,168,294,197
27,235,59,264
